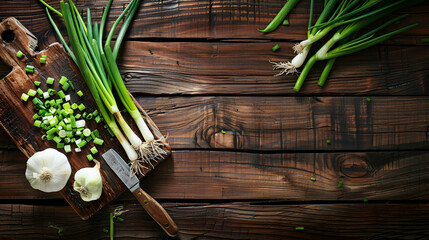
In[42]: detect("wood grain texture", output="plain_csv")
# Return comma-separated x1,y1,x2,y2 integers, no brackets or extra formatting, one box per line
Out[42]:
136,96,429,151
114,41,429,95
1,202,429,240
0,0,427,49
0,18,170,220
3,96,429,151
3,149,429,201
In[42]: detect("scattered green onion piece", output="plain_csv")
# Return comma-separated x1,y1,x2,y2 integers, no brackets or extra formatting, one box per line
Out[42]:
57,90,66,99
83,128,91,137
77,140,87,148
90,146,98,154
86,113,93,119
95,115,102,123
46,127,59,135
34,120,42,128
28,89,37,97
47,134,55,141
59,76,68,85
91,129,100,138
70,115,76,128
64,145,72,153
34,81,41,87
71,103,78,109
366,97,371,103
57,142,64,149
282,19,289,25
41,55,47,58
86,136,92,142
87,154,93,161
21,93,30,102
71,138,75,143
92,109,99,116
25,65,34,73
63,102,71,110
82,112,87,118
33,113,39,120
296,227,304,231
68,80,75,90
16,50,23,58
46,77,54,85
103,228,109,234
75,113,81,119
77,90,84,97
116,217,124,222
53,136,62,143
78,103,86,111
338,181,343,187
326,139,331,144
58,130,67,138
310,177,316,181
41,134,47,140
221,130,226,134
37,88,43,96
363,198,368,203
272,44,280,52
62,82,70,91
40,57,46,64
93,138,104,145
48,89,56,96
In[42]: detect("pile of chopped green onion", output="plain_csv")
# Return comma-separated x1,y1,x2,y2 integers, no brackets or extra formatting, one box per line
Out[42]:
40,0,167,176
268,0,425,92
21,73,103,161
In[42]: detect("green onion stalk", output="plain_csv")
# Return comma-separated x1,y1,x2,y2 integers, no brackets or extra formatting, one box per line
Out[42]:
42,0,163,175
98,0,168,167
272,0,422,76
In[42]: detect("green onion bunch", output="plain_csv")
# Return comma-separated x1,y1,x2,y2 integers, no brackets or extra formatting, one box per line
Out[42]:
41,0,167,175
270,0,425,92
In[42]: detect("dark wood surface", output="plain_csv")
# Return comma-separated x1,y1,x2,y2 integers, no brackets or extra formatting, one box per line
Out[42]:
0,0,429,239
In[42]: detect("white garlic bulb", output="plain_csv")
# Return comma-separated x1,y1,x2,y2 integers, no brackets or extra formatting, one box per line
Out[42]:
73,160,103,202
25,148,72,193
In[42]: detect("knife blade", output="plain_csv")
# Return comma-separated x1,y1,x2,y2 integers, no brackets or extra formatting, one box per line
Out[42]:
102,149,178,237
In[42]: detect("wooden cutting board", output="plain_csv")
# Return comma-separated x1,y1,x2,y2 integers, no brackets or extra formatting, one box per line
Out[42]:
0,17,171,220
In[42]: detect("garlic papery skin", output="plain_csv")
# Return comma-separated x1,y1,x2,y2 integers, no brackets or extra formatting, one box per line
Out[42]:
73,160,103,202
25,148,72,193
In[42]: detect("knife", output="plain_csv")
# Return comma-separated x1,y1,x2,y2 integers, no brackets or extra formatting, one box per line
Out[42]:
102,149,178,237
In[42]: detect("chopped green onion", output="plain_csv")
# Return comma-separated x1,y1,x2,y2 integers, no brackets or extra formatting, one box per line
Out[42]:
59,76,68,85
25,65,34,73
102,228,109,234
87,154,93,161
34,120,42,128
62,82,70,91
57,90,66,99
40,57,46,64
363,198,368,203
83,128,91,136
34,81,41,87
86,113,93,119
338,181,343,187
28,89,37,97
366,97,371,103
78,103,86,111
77,139,87,148
46,77,55,85
421,38,429,43
310,177,316,181
282,19,289,26
68,80,75,90
90,146,98,154
64,145,72,153
272,44,280,52
21,93,29,101
326,139,331,144
71,103,78,109
77,90,83,97
91,129,100,138
296,227,304,231
116,217,124,222
16,50,23,58
93,137,104,145
41,134,47,140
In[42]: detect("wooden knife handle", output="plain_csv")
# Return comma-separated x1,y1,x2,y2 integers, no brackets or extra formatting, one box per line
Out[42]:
132,187,178,237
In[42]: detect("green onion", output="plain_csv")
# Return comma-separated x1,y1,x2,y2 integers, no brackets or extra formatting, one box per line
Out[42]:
77,90,83,97
90,146,98,154
87,154,93,161
258,0,301,33
338,181,343,187
28,89,37,97
59,76,68,85
34,81,41,87
78,103,85,111
40,57,46,64
62,81,70,91
93,137,104,145
25,65,34,73
296,227,304,231
46,77,54,85
16,50,23,58
64,145,71,153
21,93,29,101
310,177,316,181
272,44,280,52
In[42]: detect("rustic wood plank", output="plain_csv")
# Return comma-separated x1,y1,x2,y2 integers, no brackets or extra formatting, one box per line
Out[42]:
1,202,429,239
3,149,429,201
3,96,429,151
113,41,429,95
138,96,429,151
1,0,427,49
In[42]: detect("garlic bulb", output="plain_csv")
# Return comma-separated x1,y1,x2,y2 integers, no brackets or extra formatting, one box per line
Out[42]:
73,160,103,202
25,148,72,193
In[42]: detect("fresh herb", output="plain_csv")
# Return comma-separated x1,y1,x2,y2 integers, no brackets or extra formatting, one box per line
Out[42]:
258,0,301,33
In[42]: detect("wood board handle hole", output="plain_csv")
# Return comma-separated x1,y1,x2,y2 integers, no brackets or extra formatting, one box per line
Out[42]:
1,30,15,43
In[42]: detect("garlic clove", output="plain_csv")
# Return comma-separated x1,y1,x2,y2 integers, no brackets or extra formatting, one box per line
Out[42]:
73,160,103,202
25,148,72,193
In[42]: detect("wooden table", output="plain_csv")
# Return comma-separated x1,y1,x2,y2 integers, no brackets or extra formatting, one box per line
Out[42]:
1,0,429,239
